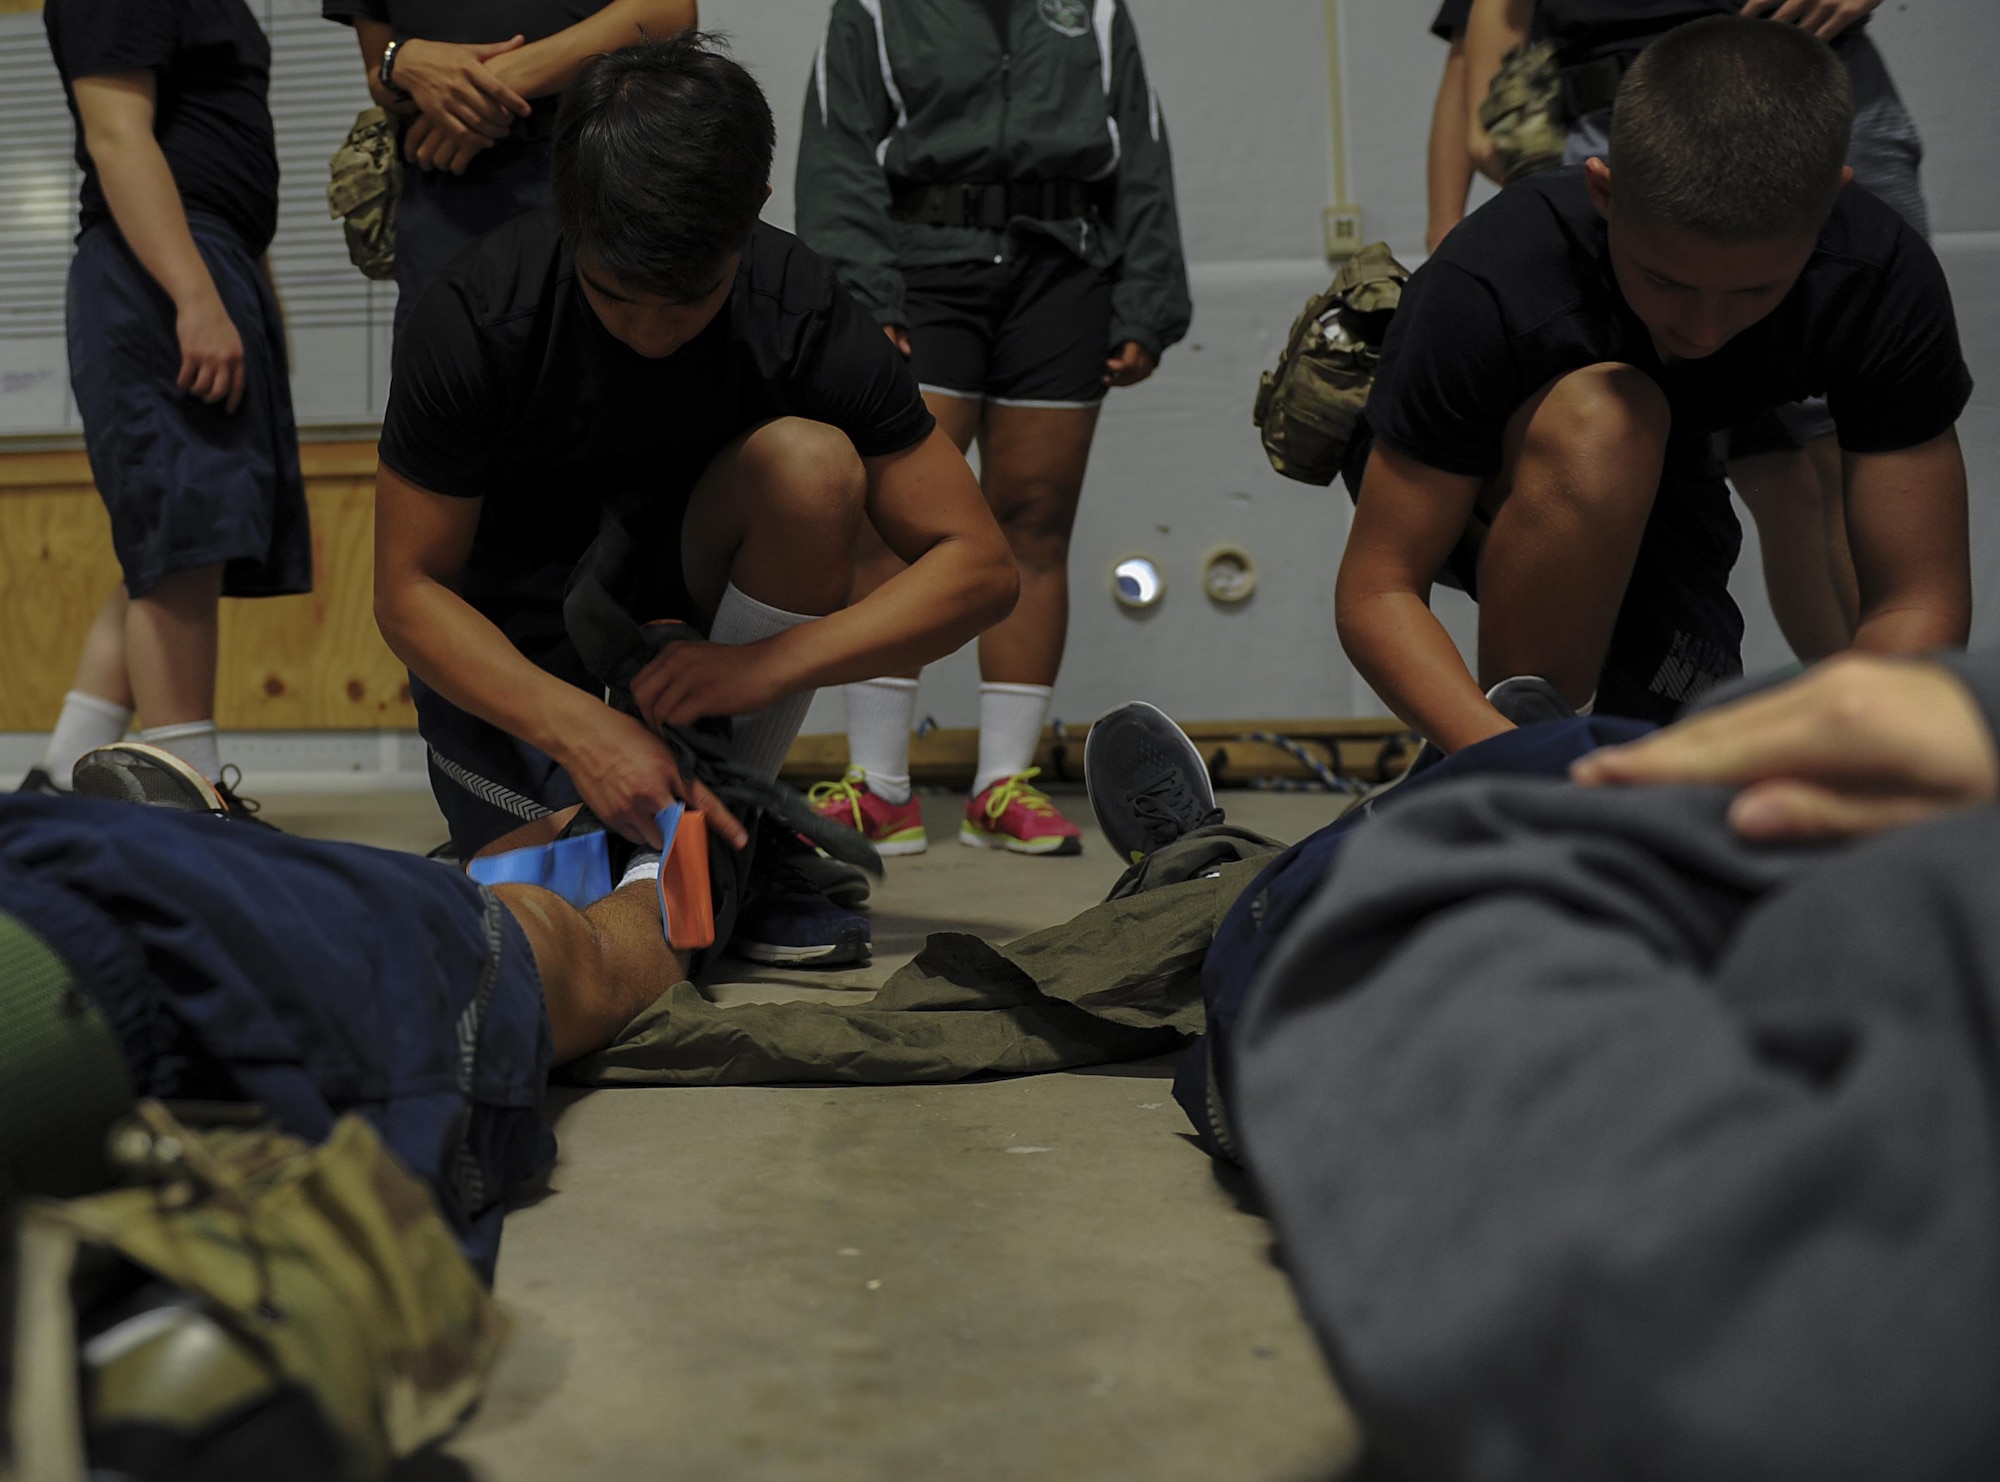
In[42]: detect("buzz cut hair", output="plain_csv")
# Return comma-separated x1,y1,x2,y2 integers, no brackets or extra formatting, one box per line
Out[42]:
553,33,775,303
1609,15,1852,241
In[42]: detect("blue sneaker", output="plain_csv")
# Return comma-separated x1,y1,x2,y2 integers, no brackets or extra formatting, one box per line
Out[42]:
733,826,871,968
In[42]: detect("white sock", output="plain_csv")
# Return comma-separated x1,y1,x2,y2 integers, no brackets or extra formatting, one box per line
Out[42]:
844,677,918,805
709,583,818,779
41,690,133,789
139,720,222,784
973,682,1052,797
618,850,663,892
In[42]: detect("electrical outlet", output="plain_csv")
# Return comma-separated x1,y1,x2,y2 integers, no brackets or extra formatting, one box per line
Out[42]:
1323,204,1364,261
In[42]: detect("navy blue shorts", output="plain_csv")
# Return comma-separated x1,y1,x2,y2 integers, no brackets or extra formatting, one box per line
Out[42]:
392,132,554,345
0,795,554,1278
1176,715,1656,1164
66,214,310,601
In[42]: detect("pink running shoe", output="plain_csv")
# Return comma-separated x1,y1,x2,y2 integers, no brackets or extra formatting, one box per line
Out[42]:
959,769,1083,856
809,767,929,856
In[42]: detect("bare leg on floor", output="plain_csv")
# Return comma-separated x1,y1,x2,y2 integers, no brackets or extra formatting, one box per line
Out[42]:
495,878,689,1064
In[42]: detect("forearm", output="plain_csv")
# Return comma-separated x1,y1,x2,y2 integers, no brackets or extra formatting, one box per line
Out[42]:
377,576,605,762
1845,433,1972,657
88,134,221,311
1338,586,1510,752
503,0,697,98
760,535,1016,693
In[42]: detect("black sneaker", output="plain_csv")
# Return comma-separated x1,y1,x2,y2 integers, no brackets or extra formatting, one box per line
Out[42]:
16,766,64,796
214,766,280,830
72,742,227,814
1085,701,1224,866
734,821,871,968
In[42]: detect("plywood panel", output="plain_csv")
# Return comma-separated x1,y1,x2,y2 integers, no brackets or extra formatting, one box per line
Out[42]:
0,442,413,730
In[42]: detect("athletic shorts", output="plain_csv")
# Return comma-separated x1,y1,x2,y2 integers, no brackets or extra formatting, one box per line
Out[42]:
66,213,311,600
1342,422,1745,724
904,237,1114,407
0,793,554,1279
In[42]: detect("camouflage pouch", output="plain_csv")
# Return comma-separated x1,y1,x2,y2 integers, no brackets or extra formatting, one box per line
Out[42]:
1252,242,1412,486
6,1104,505,1482
1478,39,1566,184
327,107,403,281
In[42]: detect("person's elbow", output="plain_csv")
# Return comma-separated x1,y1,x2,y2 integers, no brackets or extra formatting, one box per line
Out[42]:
964,529,1021,631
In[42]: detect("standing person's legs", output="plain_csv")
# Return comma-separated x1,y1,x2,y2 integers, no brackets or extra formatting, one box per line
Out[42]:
30,593,134,792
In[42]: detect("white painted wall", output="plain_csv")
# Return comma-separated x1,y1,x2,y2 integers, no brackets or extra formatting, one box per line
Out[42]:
707,0,1999,733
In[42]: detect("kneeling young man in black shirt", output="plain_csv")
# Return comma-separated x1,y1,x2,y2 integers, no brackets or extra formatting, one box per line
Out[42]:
1337,15,1972,750
373,35,1016,965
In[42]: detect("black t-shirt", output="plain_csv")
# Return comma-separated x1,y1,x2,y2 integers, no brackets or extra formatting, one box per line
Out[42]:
320,0,603,44
378,211,936,644
1539,0,1870,63
45,0,279,253
1366,168,1971,481
1430,0,1470,41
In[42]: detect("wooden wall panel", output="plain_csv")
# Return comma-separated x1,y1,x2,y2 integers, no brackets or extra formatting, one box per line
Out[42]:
0,442,414,730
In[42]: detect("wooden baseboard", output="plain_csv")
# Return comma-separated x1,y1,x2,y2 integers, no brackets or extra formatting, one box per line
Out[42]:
779,717,1417,790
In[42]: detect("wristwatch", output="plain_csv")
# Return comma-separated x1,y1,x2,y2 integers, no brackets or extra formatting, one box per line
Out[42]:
379,37,411,99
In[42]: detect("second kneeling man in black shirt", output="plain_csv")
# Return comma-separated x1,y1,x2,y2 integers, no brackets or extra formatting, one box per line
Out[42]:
373,35,1016,966
1336,15,1971,749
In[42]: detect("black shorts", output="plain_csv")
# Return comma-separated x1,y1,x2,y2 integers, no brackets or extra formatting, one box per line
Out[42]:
1343,422,1745,724
904,238,1113,407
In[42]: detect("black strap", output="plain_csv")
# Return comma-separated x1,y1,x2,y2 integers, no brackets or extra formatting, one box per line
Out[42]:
887,179,1108,229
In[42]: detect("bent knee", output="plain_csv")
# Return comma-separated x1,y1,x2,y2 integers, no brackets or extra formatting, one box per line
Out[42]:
1533,362,1670,451
740,418,867,521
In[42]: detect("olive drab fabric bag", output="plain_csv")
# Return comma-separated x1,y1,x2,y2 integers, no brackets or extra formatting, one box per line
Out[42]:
1252,242,1412,486
1478,39,1566,184
327,107,402,281
4,1105,506,1482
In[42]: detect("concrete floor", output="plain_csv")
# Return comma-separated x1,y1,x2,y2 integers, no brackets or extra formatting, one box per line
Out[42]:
260,785,1361,1482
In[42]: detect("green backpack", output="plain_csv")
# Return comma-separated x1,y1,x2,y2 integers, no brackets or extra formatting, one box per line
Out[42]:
1252,242,1412,486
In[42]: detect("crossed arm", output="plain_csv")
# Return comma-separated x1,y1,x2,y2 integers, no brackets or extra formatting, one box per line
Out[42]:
350,0,698,175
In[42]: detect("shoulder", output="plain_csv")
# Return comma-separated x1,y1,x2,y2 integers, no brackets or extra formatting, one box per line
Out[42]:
1417,171,1603,330
1813,183,1933,276
734,221,847,330
425,209,570,339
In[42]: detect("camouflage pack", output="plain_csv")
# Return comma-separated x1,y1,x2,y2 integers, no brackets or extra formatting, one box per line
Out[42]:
1478,40,1566,185
1252,242,1412,486
5,1105,504,1482
327,107,402,282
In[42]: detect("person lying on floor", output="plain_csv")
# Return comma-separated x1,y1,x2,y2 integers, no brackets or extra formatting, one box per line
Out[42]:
0,743,700,1279
1219,651,2000,1482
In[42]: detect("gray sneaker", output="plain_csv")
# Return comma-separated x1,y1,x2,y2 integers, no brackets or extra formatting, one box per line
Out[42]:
71,742,226,813
1084,702,1223,865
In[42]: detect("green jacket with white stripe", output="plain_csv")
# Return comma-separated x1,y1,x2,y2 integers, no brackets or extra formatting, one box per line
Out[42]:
796,0,1192,360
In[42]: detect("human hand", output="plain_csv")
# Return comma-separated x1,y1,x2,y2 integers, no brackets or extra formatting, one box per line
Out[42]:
562,705,748,850
392,36,531,137
882,322,912,357
403,110,497,174
630,637,794,733
1103,340,1157,388
1738,0,1882,40
1570,654,2000,842
175,293,245,413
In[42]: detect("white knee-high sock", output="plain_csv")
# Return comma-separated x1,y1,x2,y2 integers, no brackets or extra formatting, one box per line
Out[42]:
973,682,1052,797
710,583,818,779
844,677,918,804
41,690,133,788
139,720,222,784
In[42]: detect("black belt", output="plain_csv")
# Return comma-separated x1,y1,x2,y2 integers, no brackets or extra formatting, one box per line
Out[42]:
1558,49,1641,119
887,179,1108,230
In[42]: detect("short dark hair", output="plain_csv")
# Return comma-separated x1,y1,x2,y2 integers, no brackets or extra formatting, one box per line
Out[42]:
1610,15,1852,240
553,33,775,301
